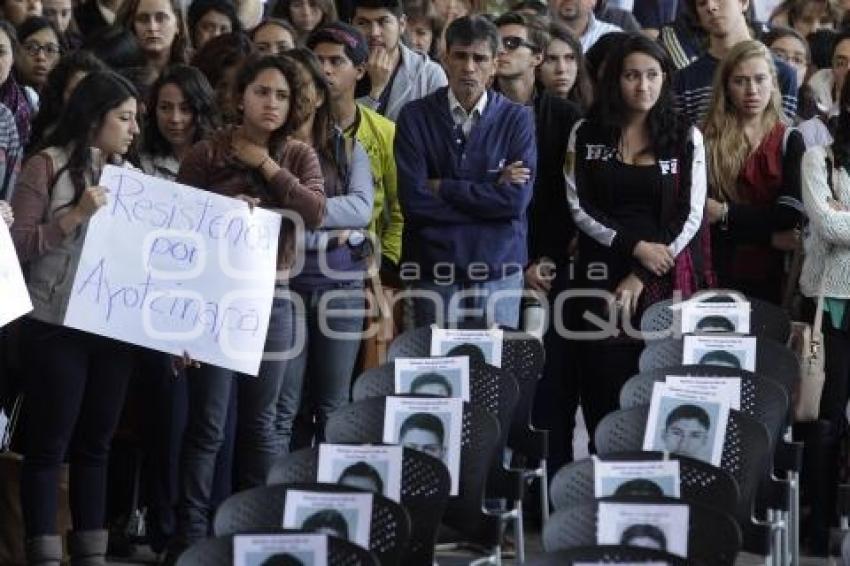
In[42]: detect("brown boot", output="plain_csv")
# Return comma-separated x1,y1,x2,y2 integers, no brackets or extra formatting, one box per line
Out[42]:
25,535,62,566
67,530,108,566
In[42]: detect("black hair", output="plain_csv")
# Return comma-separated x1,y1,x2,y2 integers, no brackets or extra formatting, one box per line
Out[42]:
588,33,689,159
541,20,592,110
510,0,548,17
445,15,500,57
143,64,220,157
763,24,810,61
613,478,665,498
272,0,338,30
234,54,310,153
0,20,17,49
37,70,139,206
191,31,254,89
284,48,337,172
400,412,445,443
188,0,242,45
830,75,850,170
494,11,546,52
583,29,627,82
665,403,711,430
353,0,404,18
698,349,742,368
259,554,304,566
409,372,453,396
28,50,107,152
445,343,486,365
16,16,60,47
338,461,385,493
301,509,349,539
695,315,736,332
807,28,837,69
620,523,668,550
831,30,850,62
82,26,148,70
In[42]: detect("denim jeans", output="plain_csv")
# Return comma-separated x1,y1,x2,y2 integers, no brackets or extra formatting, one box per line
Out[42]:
176,292,294,544
411,269,524,329
276,282,366,450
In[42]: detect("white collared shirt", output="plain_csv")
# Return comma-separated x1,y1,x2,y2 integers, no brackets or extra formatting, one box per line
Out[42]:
448,88,488,138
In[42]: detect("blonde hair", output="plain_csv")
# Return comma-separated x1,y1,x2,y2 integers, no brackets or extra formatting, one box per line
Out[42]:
703,40,787,203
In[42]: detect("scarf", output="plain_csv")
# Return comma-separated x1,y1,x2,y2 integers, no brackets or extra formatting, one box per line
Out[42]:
0,76,32,145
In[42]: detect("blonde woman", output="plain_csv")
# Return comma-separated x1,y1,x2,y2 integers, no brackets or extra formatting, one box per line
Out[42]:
703,40,805,304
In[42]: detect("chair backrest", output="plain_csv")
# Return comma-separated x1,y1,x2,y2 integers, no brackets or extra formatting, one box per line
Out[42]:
639,291,791,344
266,446,450,566
176,531,379,566
325,396,504,549
527,546,692,565
542,498,742,566
619,366,790,447
550,451,740,515
593,406,771,522
212,483,411,566
386,325,547,462
638,337,798,399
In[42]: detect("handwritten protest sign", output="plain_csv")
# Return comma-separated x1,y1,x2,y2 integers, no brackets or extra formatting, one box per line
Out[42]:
64,166,281,375
0,220,32,327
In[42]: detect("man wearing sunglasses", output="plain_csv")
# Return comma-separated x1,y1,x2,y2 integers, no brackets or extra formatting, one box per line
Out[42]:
494,11,582,490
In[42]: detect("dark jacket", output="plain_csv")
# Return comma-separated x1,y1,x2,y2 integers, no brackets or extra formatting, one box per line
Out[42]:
395,87,536,281
527,91,582,265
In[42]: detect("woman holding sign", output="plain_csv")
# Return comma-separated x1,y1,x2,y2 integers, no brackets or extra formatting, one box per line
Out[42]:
9,70,141,566
171,54,326,554
564,35,708,444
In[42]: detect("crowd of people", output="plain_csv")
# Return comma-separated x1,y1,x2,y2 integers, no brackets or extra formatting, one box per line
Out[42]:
0,0,849,562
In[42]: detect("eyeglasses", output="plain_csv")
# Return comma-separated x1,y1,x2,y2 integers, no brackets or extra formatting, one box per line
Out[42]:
22,42,61,58
501,35,538,52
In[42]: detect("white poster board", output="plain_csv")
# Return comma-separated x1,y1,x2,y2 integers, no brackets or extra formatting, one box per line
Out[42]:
682,335,757,372
0,221,32,327
430,328,503,367
383,396,463,495
233,533,328,566
666,375,742,411
680,301,751,334
394,356,470,401
317,444,403,502
594,459,681,498
597,502,689,557
282,490,372,548
63,166,281,375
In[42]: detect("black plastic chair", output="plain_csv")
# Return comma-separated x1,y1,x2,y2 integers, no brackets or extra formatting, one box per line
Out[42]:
593,406,771,525
176,531,379,566
549,451,740,516
637,337,799,400
266,445,450,566
619,365,790,448
542,497,742,566
527,545,693,565
324,396,504,562
387,325,550,528
212,482,411,566
640,290,792,344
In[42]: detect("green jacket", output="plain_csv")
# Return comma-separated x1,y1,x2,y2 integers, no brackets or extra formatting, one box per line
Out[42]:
349,104,402,264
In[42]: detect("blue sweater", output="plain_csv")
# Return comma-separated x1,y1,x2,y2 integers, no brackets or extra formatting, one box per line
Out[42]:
394,87,536,281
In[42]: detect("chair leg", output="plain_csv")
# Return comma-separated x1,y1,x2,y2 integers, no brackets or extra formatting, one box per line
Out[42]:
539,458,549,526
514,498,525,564
789,470,799,566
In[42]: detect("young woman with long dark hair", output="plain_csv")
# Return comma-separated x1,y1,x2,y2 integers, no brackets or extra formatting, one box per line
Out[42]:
115,0,191,74
28,49,106,151
703,40,805,304
10,70,141,566
275,48,372,449
139,64,219,178
170,54,326,553
564,34,708,443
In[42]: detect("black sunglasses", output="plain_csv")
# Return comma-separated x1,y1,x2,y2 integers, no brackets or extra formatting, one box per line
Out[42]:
501,35,538,52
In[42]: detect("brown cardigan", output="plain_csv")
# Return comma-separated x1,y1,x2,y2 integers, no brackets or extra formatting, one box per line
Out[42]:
177,128,326,270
